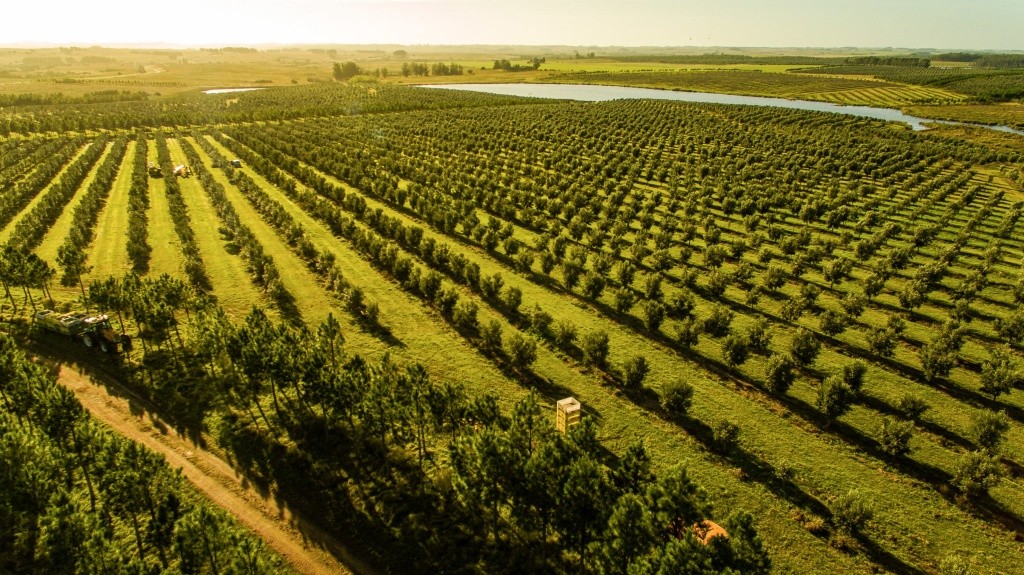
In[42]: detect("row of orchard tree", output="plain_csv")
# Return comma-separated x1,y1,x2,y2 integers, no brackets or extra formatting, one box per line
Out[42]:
0,333,286,574
82,273,770,574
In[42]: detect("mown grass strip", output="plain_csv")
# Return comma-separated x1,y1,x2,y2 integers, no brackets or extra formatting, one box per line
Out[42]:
88,139,137,281
144,138,186,278
166,138,268,320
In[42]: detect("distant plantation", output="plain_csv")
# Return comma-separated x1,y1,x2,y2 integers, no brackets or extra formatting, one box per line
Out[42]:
1,80,1023,574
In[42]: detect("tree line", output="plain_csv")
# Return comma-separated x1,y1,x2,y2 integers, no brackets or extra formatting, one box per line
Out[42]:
0,333,288,574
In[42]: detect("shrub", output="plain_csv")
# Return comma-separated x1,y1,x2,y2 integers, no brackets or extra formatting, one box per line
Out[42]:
506,333,538,370
816,376,852,422
831,490,873,533
703,304,734,338
764,353,795,394
970,411,1010,452
790,328,821,367
896,394,930,421
711,420,740,455
552,319,577,349
661,380,694,416
675,317,701,349
746,318,771,355
501,286,523,314
480,319,503,353
582,330,610,368
722,333,750,367
877,417,914,457
952,451,1002,498
841,361,867,394
613,288,635,313
452,300,479,335
642,300,666,332
622,355,650,389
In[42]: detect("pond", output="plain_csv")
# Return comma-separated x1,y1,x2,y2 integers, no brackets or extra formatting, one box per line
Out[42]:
202,88,267,95
420,83,1023,136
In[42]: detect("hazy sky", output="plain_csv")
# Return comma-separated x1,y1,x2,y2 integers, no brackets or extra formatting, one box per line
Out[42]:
5,0,1022,49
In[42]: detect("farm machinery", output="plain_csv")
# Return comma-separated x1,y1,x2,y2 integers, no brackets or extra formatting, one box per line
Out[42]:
35,310,133,354
147,161,162,177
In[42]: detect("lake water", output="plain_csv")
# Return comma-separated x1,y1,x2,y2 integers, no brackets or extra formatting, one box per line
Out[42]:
202,88,267,94
421,83,1023,136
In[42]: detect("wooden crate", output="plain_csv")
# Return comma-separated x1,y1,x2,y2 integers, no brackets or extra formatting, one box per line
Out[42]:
556,397,581,434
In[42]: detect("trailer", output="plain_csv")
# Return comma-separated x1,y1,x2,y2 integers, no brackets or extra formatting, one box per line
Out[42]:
36,310,133,354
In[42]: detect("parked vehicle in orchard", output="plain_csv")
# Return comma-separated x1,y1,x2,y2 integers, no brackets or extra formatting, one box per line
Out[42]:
35,309,132,353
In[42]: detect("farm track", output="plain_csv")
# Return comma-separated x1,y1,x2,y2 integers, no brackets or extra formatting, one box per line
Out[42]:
144,140,185,278
88,139,136,281
217,128,1024,574
42,353,365,575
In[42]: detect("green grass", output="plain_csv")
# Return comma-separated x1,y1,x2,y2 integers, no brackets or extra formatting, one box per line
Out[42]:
34,141,113,263
87,140,136,281
144,139,185,278
0,143,91,244
164,138,268,320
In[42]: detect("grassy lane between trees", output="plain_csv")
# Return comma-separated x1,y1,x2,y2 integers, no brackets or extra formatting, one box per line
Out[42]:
165,138,268,320
144,138,185,279
88,139,137,281
0,143,91,244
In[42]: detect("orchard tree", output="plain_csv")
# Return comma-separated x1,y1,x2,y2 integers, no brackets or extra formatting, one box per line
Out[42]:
764,353,795,395
790,328,820,367
622,355,650,389
979,347,1020,400
661,380,694,417
952,451,1002,498
506,333,538,371
877,417,914,457
919,339,957,382
582,330,610,369
722,333,750,367
816,376,852,424
970,411,1009,453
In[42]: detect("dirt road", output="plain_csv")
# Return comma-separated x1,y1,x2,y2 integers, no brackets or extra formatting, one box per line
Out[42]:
55,363,364,575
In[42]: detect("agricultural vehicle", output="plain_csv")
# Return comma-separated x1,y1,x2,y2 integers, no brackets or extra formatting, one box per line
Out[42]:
147,161,162,177
35,309,133,354
173,164,192,177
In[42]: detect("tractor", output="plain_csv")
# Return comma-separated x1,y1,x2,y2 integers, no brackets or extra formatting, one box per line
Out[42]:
147,161,163,177
35,309,133,354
